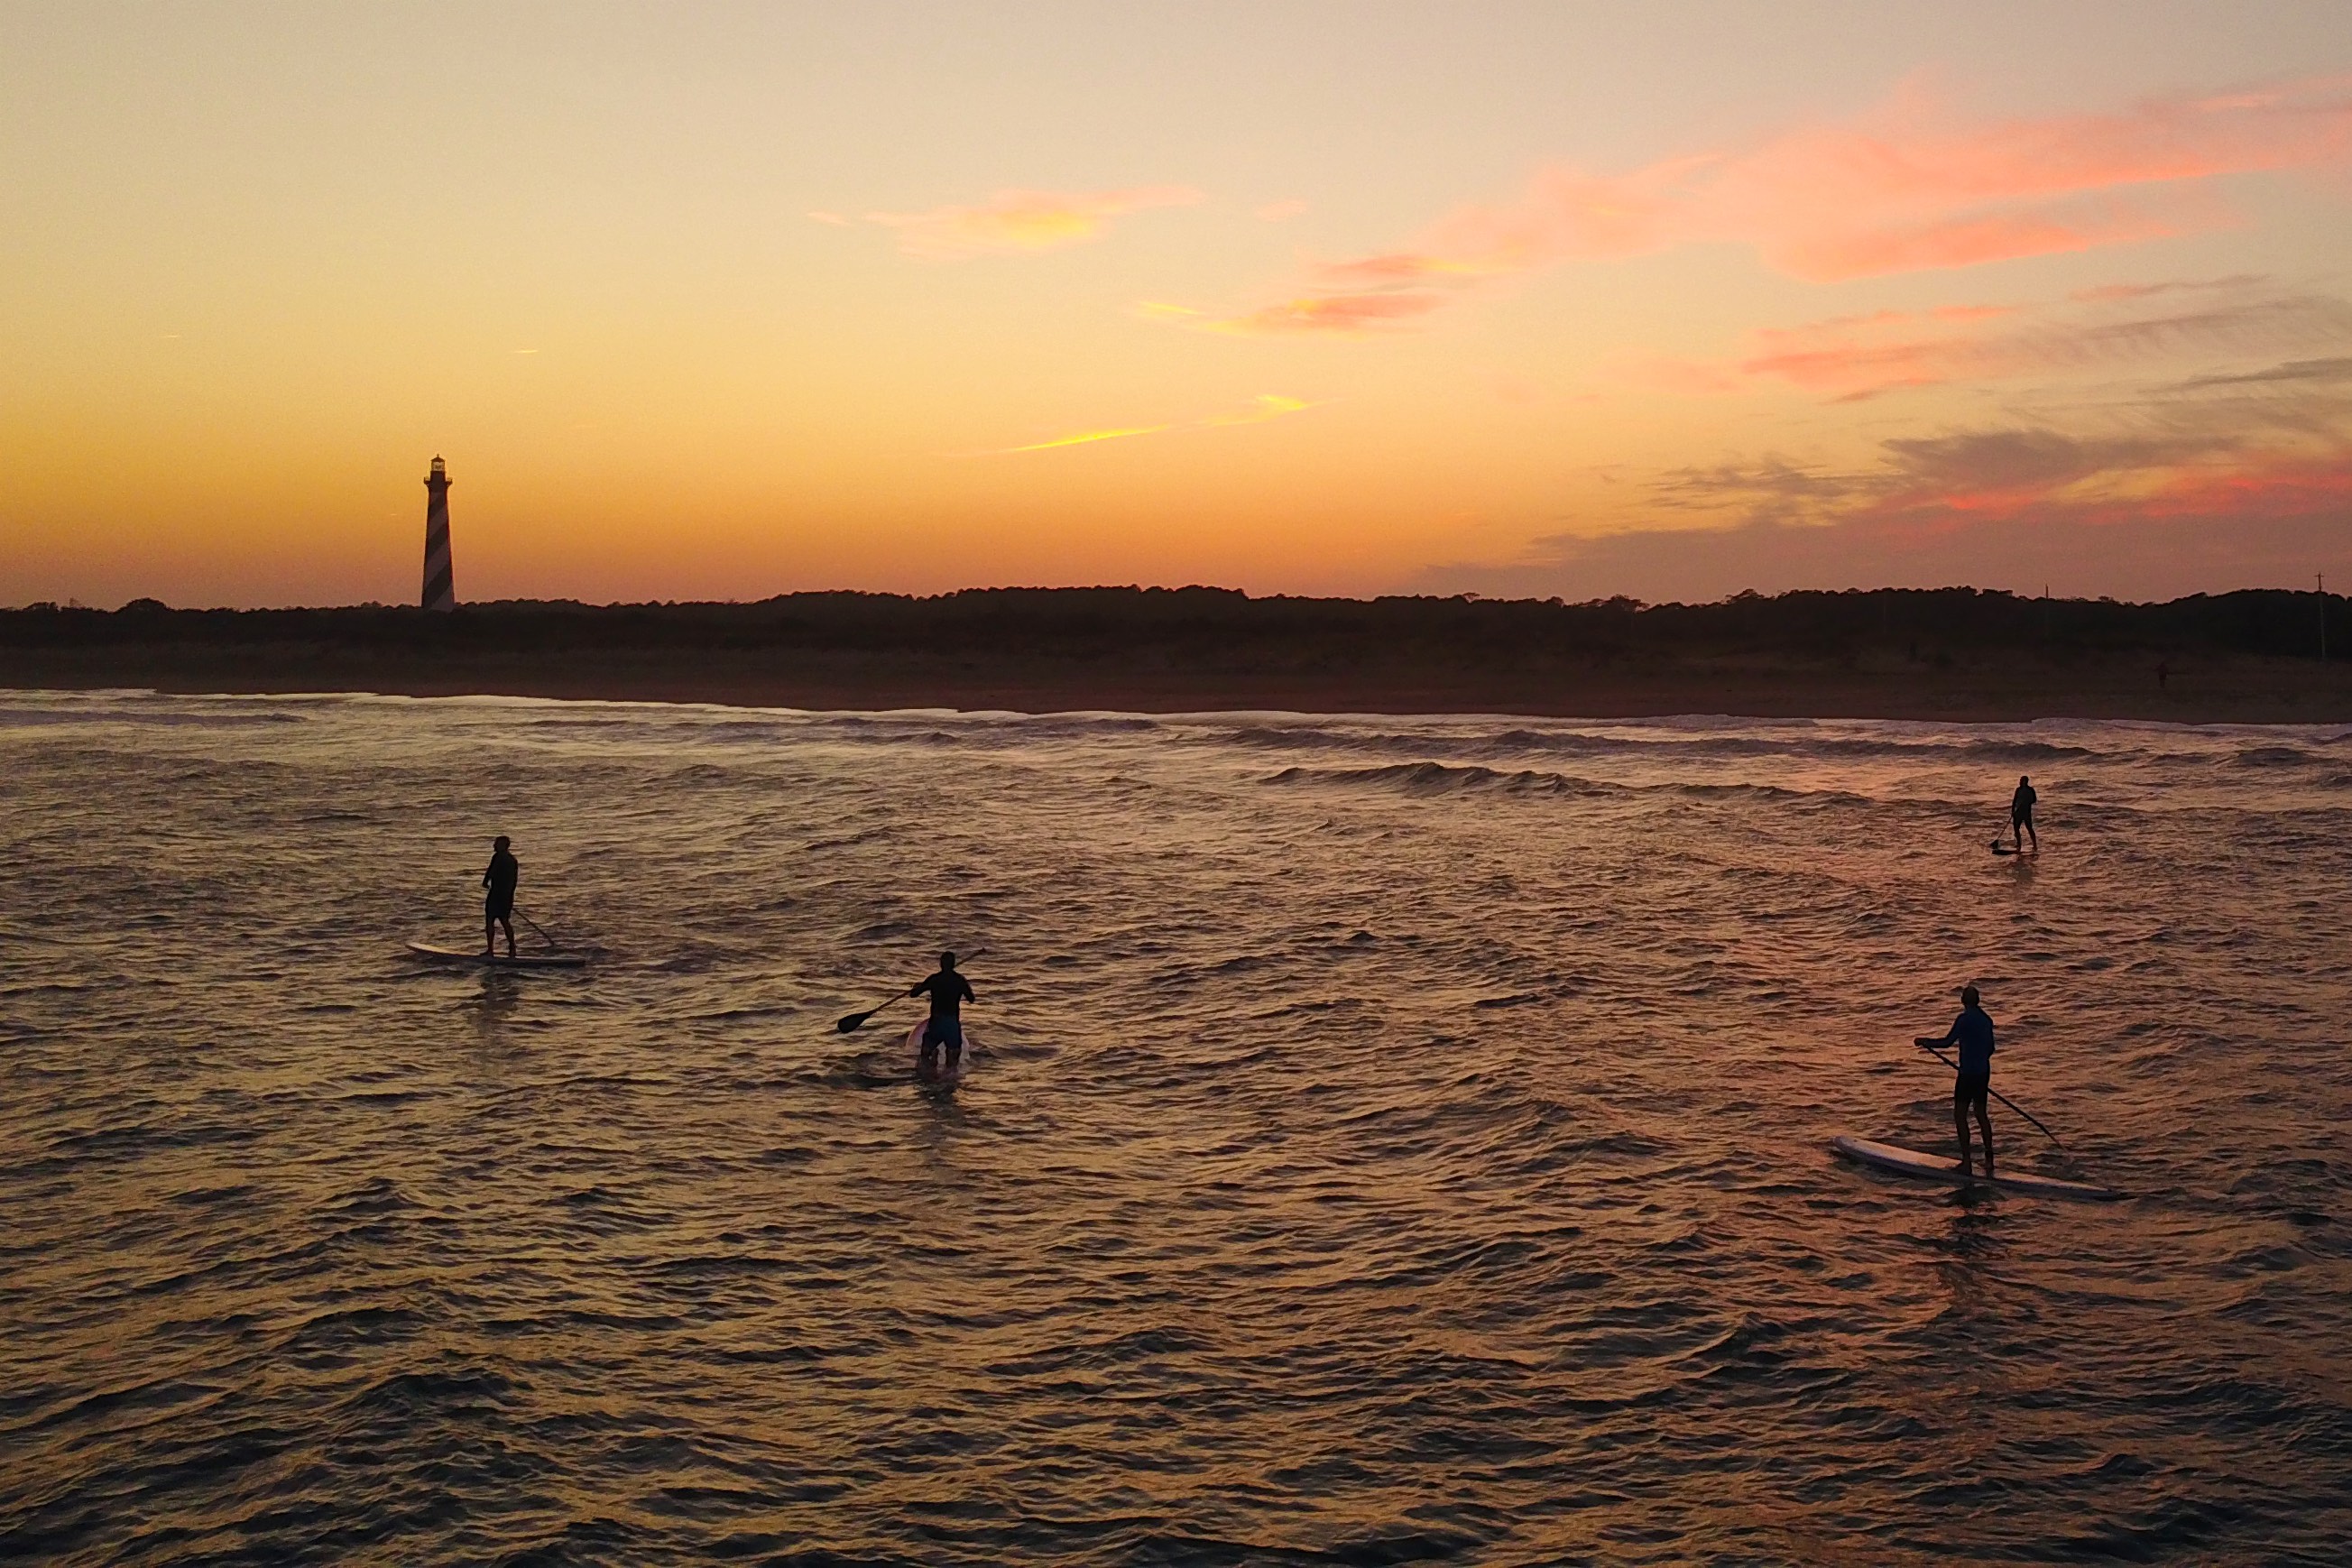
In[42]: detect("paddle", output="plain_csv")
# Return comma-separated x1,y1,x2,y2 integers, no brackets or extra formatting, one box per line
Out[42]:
834,992,904,1035
514,906,565,951
835,949,985,1034
1913,1038,2065,1148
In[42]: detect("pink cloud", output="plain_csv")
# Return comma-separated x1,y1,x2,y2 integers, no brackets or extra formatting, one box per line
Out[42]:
1416,431,2352,603
1205,292,1447,337
862,186,1203,259
1220,77,2352,334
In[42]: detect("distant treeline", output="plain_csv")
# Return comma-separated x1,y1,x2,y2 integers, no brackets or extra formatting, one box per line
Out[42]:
4,586,2341,662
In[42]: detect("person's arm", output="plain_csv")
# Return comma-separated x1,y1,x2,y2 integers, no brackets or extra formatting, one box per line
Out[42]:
908,976,930,999
957,975,975,1002
483,859,493,890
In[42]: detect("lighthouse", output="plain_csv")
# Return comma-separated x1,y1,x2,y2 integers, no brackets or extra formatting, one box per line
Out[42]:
421,456,455,611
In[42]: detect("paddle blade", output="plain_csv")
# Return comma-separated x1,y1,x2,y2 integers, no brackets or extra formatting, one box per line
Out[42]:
835,1009,875,1034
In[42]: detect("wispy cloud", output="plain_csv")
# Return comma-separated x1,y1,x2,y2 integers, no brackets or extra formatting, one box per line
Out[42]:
1633,281,2352,401
1204,393,1317,425
1646,362,2352,536
854,185,1203,260
1201,292,1448,337
2173,355,2352,391
967,393,1318,456
1189,78,2352,336
996,425,1170,453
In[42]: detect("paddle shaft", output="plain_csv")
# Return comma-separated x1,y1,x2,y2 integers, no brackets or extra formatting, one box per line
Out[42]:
1915,1040,2064,1148
835,992,904,1033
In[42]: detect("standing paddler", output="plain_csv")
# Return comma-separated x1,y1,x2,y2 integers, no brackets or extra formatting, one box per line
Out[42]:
2009,775,2039,854
908,951,974,1080
483,835,520,958
1917,984,1996,1180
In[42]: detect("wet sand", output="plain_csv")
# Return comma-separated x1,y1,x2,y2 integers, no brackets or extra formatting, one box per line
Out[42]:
8,641,2352,722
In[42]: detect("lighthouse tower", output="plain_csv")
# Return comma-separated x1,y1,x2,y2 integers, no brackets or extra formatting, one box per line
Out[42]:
421,456,455,611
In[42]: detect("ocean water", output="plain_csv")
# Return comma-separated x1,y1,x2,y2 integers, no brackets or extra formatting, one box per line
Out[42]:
2,689,2347,1566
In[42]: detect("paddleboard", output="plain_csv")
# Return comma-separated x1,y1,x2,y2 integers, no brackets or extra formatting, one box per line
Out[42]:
405,942,589,970
906,1019,973,1086
1831,1135,2117,1201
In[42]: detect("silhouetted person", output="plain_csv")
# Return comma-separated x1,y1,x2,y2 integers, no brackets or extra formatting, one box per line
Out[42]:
2010,775,2038,854
2156,660,2169,692
1917,984,1996,1181
483,835,519,957
909,951,975,1080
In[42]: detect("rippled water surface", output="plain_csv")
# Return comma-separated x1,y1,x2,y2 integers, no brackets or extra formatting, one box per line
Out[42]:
4,690,2348,1565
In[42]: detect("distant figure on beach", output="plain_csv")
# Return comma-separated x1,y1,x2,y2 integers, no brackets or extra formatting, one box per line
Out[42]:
1917,985,1997,1180
483,835,520,957
2010,775,2039,854
909,952,974,1080
2156,660,2169,692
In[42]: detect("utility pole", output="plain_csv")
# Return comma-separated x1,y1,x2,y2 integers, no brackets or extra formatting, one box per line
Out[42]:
2320,574,2329,663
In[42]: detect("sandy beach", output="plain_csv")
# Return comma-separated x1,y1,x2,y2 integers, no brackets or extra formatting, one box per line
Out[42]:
8,641,2352,723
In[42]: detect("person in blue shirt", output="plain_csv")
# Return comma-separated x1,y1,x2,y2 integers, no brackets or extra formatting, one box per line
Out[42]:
908,952,975,1081
1917,985,1997,1179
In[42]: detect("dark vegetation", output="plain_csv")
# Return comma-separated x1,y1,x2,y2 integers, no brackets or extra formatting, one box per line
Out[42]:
6,587,2347,718
9,586,2342,660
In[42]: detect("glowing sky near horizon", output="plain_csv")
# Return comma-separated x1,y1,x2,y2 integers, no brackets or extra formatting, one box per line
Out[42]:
5,1,2352,608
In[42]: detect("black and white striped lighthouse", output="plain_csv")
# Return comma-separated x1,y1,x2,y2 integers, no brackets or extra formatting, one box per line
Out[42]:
420,456,455,611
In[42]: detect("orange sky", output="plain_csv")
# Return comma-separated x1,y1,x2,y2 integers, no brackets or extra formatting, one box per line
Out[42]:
5,3,2352,607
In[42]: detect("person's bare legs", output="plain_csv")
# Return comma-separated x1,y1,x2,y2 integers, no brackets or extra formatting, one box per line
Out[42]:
484,910,498,955
497,915,516,958
1953,1092,1974,1177
1976,1104,1996,1180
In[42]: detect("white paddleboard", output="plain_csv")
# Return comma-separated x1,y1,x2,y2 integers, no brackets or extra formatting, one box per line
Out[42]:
405,942,589,970
906,1019,973,1086
1831,1135,2117,1201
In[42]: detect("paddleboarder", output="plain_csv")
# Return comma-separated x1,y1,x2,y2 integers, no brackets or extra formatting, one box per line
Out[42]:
1917,985,1996,1180
483,835,520,958
2009,775,2039,854
908,951,974,1080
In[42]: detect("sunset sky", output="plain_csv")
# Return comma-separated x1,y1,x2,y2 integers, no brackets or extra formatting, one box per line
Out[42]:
6,2,2352,607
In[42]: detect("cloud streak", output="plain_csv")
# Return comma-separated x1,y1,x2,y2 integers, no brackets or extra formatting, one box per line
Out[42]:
1635,281,2352,401
856,185,1204,260
968,393,1319,455
1195,78,2352,335
996,425,1171,453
